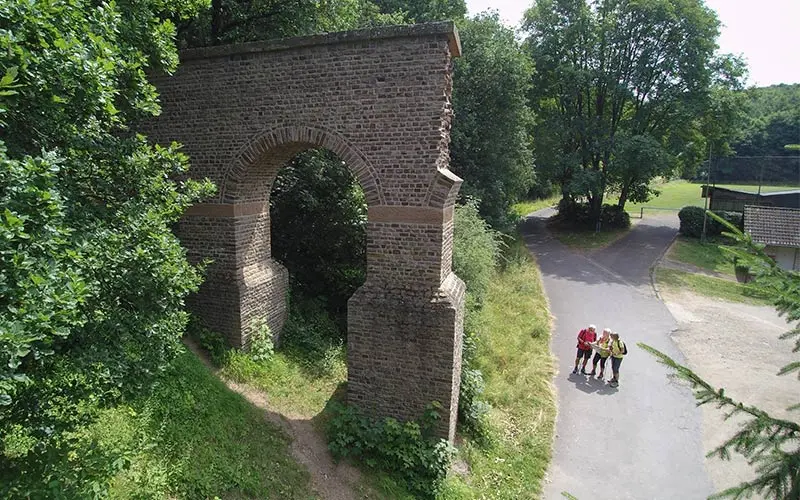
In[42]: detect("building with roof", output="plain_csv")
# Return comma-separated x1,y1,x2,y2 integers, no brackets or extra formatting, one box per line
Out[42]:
743,205,800,271
702,185,800,212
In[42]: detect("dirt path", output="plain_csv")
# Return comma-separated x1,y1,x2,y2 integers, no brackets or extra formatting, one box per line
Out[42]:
184,340,360,500
660,289,797,496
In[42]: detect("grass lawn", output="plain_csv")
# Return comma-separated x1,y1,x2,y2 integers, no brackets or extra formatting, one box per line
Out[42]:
512,196,559,218
666,237,737,277
95,350,313,499
655,268,772,306
612,179,797,214
442,238,556,499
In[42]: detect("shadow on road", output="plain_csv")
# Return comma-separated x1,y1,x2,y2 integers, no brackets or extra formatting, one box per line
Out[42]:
567,372,619,396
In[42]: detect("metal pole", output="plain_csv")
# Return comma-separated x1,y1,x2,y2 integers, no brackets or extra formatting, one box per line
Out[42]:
701,145,712,243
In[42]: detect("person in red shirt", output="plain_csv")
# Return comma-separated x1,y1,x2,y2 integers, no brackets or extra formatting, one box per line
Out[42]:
572,324,597,375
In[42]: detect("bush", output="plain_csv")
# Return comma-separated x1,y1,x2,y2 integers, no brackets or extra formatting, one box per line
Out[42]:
247,319,274,363
326,401,454,499
555,201,631,229
600,204,631,229
453,201,504,309
679,207,744,238
679,206,706,237
279,297,345,377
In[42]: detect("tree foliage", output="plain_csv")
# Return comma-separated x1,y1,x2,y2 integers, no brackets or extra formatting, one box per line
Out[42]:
270,149,367,321
643,213,799,499
523,0,725,221
178,0,408,47
0,0,214,494
450,13,535,229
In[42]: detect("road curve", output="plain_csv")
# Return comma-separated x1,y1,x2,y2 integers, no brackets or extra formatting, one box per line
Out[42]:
520,211,713,500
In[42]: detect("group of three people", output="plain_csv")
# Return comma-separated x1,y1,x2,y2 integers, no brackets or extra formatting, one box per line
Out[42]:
572,325,627,387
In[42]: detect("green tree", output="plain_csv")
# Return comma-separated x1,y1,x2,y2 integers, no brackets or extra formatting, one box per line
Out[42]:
643,214,799,499
524,0,721,222
178,0,407,47
372,0,466,22
0,0,213,494
450,13,535,229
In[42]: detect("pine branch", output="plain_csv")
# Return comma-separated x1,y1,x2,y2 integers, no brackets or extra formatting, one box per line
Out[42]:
638,343,800,499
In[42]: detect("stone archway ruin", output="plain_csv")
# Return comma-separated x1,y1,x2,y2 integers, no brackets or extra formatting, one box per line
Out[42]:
144,22,465,440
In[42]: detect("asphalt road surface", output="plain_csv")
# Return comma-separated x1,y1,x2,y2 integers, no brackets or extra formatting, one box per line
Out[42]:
520,210,714,500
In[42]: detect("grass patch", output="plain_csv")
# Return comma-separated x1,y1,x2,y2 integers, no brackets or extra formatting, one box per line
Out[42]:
222,349,346,418
512,196,559,217
92,350,313,499
549,225,630,250
443,239,556,498
667,237,737,276
656,268,772,306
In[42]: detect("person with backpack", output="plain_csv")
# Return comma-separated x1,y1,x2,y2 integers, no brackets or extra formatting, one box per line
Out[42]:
572,324,597,375
608,332,627,387
589,328,612,379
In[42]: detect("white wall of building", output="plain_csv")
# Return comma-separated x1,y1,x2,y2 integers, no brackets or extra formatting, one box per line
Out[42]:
765,245,800,271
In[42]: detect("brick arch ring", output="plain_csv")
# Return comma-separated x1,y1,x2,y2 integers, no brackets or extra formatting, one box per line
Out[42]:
219,124,386,206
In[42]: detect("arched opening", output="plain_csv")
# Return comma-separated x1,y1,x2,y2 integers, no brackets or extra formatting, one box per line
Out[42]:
269,147,367,373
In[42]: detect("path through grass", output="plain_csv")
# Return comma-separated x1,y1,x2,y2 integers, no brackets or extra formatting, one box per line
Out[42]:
95,350,313,499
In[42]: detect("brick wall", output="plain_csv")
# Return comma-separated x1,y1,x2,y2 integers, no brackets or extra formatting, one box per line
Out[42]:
143,22,465,440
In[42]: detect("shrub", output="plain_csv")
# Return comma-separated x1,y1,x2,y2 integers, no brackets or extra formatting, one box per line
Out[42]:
453,201,504,309
247,319,274,363
678,206,706,237
600,204,631,229
679,207,744,238
555,201,631,229
326,401,454,498
279,297,345,377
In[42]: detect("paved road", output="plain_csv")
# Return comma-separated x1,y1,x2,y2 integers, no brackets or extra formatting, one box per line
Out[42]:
520,211,714,500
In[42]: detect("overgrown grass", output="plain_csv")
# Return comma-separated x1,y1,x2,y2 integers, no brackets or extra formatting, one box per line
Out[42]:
512,196,559,218
667,237,736,276
655,268,772,306
443,237,556,498
92,350,313,499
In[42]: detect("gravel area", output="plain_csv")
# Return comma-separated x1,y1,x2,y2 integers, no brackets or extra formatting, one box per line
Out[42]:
661,289,797,495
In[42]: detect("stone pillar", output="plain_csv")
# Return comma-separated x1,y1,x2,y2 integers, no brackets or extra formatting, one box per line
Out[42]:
177,202,288,347
348,196,464,441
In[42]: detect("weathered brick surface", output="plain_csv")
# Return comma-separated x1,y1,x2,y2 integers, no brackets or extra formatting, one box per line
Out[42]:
143,22,464,440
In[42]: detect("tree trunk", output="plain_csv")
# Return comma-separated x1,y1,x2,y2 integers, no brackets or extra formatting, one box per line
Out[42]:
618,184,628,208
211,0,222,45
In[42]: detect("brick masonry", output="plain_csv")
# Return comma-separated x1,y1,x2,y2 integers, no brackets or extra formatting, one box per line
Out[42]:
142,22,465,441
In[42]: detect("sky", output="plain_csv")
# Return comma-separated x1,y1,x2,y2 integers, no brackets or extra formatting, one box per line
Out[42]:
464,0,800,87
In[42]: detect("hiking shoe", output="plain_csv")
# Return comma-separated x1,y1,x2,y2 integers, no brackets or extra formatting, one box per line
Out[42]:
571,368,578,374
609,380,619,387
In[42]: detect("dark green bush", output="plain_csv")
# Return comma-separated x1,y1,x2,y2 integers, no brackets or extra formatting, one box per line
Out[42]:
679,206,706,237
326,401,453,499
600,204,632,229
556,201,631,229
679,207,744,238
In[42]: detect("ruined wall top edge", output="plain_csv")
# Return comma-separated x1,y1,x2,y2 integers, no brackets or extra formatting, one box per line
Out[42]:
179,21,461,63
